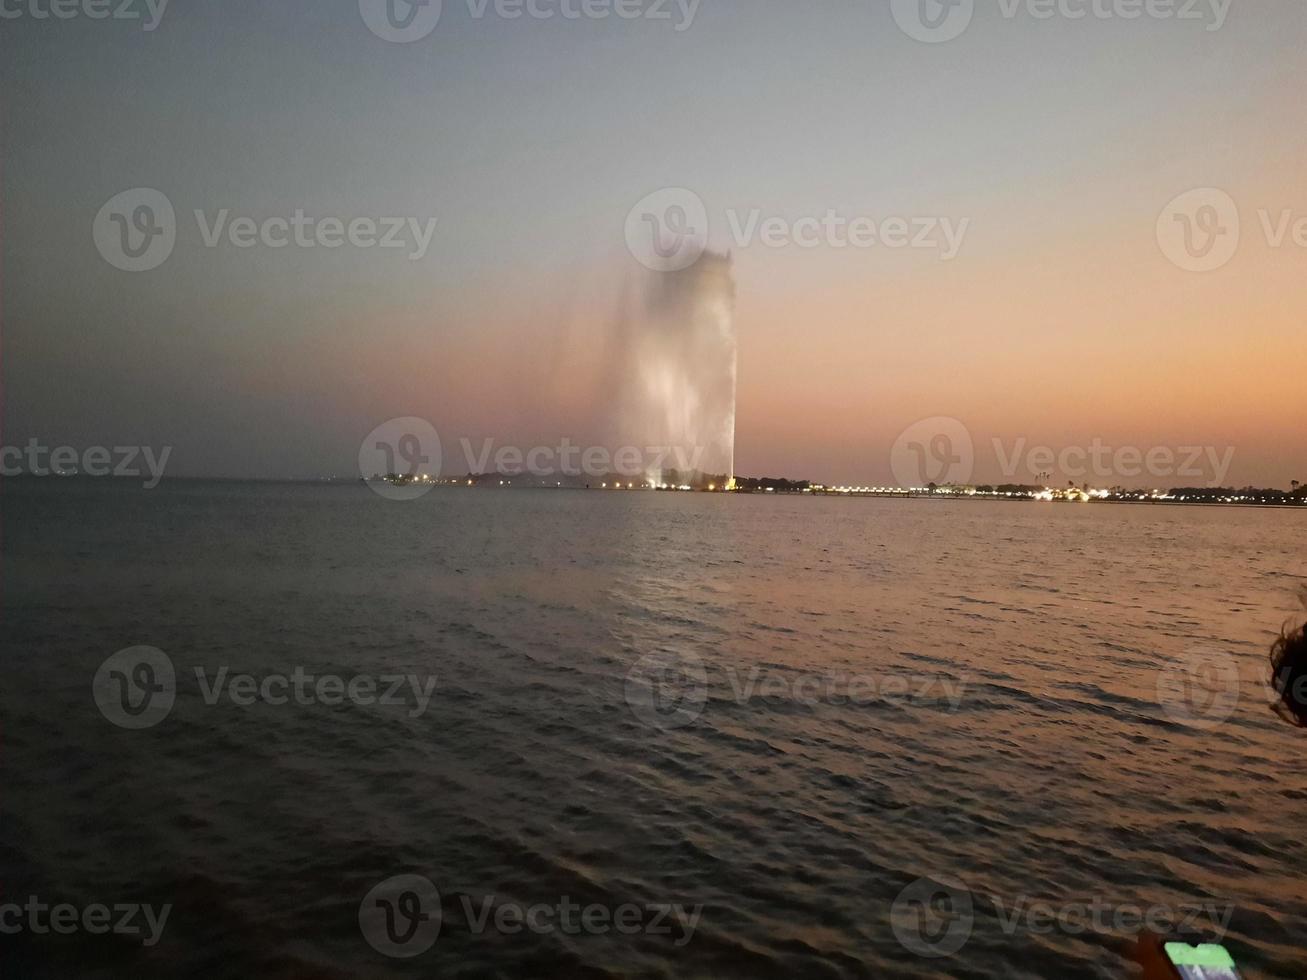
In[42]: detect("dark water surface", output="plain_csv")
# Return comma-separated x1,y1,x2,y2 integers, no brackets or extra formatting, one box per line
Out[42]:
3,480,1305,978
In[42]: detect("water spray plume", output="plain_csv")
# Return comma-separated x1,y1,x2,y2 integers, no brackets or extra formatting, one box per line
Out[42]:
612,252,737,489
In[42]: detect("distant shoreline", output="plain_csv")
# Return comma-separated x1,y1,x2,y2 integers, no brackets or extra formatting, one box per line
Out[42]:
8,475,1306,510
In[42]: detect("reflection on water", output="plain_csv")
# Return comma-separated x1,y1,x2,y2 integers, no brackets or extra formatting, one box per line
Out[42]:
3,481,1305,978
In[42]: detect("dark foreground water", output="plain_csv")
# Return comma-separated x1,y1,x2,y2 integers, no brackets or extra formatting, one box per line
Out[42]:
2,480,1305,978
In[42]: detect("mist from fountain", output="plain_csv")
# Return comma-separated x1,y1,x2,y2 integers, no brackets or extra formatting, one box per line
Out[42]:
610,252,737,488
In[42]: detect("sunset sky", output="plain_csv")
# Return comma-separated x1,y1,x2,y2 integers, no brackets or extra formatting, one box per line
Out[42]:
4,0,1305,486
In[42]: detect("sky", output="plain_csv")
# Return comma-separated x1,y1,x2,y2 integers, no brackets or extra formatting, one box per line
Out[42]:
3,0,1305,487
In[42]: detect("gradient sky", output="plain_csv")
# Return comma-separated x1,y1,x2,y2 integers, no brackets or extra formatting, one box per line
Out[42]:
3,0,1305,486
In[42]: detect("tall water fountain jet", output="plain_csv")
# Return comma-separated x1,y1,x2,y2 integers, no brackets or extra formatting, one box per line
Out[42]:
612,252,737,488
